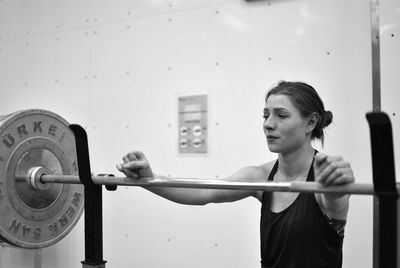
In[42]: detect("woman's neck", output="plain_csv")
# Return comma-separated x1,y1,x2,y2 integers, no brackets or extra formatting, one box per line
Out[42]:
277,143,315,181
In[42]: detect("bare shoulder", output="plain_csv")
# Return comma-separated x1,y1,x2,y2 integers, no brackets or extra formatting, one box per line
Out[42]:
257,161,276,179
227,160,276,201
228,161,275,182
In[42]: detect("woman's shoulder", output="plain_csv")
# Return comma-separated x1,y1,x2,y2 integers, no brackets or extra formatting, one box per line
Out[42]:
258,160,276,176
233,160,276,182
240,160,276,201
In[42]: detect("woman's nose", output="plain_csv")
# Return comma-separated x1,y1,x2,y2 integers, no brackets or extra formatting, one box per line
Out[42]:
263,116,275,130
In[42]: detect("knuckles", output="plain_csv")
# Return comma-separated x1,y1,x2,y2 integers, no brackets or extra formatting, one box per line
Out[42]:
315,155,354,185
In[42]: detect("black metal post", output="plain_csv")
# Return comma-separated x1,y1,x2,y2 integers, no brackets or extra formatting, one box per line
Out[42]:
366,112,398,268
70,124,106,268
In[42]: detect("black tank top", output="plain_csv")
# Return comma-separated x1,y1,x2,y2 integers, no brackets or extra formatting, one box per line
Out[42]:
260,160,343,268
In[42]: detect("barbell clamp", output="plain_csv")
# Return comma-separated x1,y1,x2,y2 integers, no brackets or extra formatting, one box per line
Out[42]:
97,174,118,191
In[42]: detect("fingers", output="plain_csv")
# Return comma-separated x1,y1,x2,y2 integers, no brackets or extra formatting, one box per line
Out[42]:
125,151,146,161
121,152,147,165
314,152,328,168
116,164,139,178
313,153,329,181
117,151,152,179
116,163,123,172
314,153,355,186
316,157,344,181
121,160,149,170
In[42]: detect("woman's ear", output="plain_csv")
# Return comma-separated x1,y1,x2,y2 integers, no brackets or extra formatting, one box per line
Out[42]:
306,112,318,134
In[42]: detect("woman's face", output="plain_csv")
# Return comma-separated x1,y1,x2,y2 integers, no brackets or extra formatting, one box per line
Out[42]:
263,94,309,154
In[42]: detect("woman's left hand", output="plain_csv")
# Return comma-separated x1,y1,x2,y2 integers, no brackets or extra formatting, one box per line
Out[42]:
314,152,355,187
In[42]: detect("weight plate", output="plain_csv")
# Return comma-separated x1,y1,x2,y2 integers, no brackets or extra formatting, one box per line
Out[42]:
0,109,84,248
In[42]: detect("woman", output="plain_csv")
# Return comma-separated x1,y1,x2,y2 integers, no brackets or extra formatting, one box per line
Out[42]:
117,81,354,268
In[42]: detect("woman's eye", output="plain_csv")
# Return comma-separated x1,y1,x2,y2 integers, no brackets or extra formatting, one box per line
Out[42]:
278,114,288,118
262,114,269,120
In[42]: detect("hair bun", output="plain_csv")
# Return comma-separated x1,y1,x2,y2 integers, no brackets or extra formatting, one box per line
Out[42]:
322,111,333,127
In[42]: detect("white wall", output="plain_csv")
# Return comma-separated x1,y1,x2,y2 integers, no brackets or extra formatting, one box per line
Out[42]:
0,0,399,267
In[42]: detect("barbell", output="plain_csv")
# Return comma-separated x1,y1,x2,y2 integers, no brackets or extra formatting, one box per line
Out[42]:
0,109,397,249
21,173,400,195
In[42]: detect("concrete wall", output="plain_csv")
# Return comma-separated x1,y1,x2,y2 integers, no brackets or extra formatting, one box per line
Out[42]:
0,0,399,267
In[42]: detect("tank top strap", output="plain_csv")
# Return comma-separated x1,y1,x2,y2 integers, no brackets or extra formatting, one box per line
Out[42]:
267,160,279,182
306,158,315,182
306,150,318,182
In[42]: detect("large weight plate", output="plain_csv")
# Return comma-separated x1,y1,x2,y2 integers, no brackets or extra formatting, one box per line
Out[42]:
0,109,84,248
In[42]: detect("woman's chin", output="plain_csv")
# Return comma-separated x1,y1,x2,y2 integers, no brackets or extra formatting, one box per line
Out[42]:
267,145,280,153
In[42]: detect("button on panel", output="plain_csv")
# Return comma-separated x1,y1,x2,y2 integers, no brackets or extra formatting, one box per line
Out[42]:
180,126,189,136
179,138,189,148
192,125,202,136
192,138,203,148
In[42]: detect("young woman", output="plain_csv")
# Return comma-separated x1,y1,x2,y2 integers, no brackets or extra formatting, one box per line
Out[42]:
117,81,354,268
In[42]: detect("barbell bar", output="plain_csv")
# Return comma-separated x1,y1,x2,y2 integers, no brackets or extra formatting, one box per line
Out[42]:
24,172,400,196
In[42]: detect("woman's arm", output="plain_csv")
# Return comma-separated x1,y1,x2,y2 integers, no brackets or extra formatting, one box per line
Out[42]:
314,152,355,220
117,151,268,205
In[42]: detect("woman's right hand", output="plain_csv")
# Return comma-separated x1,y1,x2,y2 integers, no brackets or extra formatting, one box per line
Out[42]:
116,151,154,179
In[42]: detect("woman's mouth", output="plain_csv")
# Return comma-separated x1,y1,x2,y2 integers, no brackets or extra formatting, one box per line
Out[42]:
267,135,279,141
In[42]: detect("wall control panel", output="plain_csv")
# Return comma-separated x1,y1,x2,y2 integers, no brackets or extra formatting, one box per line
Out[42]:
178,94,207,154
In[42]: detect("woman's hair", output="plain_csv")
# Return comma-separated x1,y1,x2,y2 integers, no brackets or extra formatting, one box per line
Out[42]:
265,80,333,144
